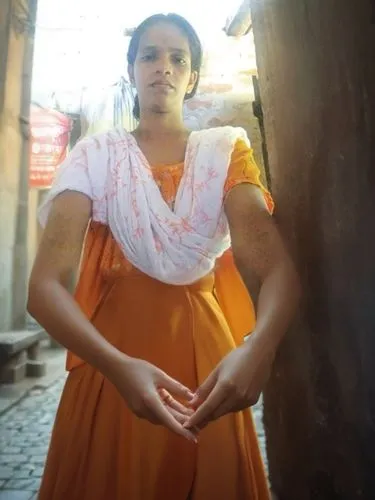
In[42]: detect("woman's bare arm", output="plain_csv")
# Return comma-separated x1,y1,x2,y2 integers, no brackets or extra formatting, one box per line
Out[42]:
28,191,123,375
225,183,300,352
186,184,300,428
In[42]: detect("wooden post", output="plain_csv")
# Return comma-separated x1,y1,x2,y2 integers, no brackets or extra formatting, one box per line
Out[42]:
251,1,375,498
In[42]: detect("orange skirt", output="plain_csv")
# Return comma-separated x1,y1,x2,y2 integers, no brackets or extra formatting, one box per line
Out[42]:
38,271,270,499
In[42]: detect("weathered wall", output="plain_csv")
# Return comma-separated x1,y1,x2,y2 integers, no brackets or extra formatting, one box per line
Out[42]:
0,0,25,332
251,0,375,498
0,0,36,332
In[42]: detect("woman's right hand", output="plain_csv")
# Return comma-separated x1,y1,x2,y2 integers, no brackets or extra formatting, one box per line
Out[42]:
109,355,198,443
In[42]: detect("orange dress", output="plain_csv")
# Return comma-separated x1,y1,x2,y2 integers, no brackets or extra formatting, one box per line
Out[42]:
38,139,274,500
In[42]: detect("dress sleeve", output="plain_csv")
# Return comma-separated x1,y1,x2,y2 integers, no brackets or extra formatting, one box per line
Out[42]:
224,139,274,214
38,136,105,227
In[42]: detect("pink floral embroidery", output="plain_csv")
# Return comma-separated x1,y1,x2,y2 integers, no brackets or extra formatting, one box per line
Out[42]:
153,235,163,253
134,226,144,239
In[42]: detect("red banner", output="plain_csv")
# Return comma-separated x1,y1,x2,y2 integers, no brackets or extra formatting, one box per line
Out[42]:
29,105,72,189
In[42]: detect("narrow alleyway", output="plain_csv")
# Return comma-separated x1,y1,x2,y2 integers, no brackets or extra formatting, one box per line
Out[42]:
0,377,267,499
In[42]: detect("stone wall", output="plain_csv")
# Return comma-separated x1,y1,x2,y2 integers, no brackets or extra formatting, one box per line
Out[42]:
0,0,29,331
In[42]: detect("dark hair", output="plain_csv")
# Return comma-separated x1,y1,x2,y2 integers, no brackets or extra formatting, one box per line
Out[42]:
127,13,203,119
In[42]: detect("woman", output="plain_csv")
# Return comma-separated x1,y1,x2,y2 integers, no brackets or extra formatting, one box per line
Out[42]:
28,13,300,500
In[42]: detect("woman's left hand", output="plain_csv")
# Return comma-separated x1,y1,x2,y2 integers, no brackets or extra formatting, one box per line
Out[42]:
185,338,274,430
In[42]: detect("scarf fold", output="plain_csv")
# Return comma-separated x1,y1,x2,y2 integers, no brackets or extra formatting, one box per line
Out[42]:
107,127,247,284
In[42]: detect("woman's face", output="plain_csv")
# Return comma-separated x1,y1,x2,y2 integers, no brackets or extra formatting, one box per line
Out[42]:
129,22,198,117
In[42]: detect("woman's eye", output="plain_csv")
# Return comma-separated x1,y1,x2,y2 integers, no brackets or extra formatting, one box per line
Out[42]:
174,56,186,65
141,54,155,61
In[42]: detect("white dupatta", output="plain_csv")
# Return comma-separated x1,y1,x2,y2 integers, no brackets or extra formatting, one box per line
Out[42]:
39,126,249,285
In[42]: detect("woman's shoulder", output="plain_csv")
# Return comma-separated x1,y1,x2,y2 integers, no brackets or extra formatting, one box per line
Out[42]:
191,127,251,158
193,125,249,143
75,127,128,153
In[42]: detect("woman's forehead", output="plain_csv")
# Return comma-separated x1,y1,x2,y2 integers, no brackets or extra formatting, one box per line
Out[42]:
138,23,190,53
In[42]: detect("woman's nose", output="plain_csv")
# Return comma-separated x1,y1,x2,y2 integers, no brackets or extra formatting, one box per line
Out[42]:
156,67,172,75
155,56,172,75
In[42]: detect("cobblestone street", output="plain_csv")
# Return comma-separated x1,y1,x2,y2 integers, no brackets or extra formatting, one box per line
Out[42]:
0,376,266,499
0,376,66,500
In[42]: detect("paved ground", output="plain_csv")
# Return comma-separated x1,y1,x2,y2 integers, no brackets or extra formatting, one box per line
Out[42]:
0,376,267,499
0,376,66,500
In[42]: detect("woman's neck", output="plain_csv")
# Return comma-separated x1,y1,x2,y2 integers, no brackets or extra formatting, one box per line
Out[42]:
135,111,188,140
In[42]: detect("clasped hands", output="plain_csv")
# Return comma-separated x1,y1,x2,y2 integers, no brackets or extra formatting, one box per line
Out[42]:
111,338,274,443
